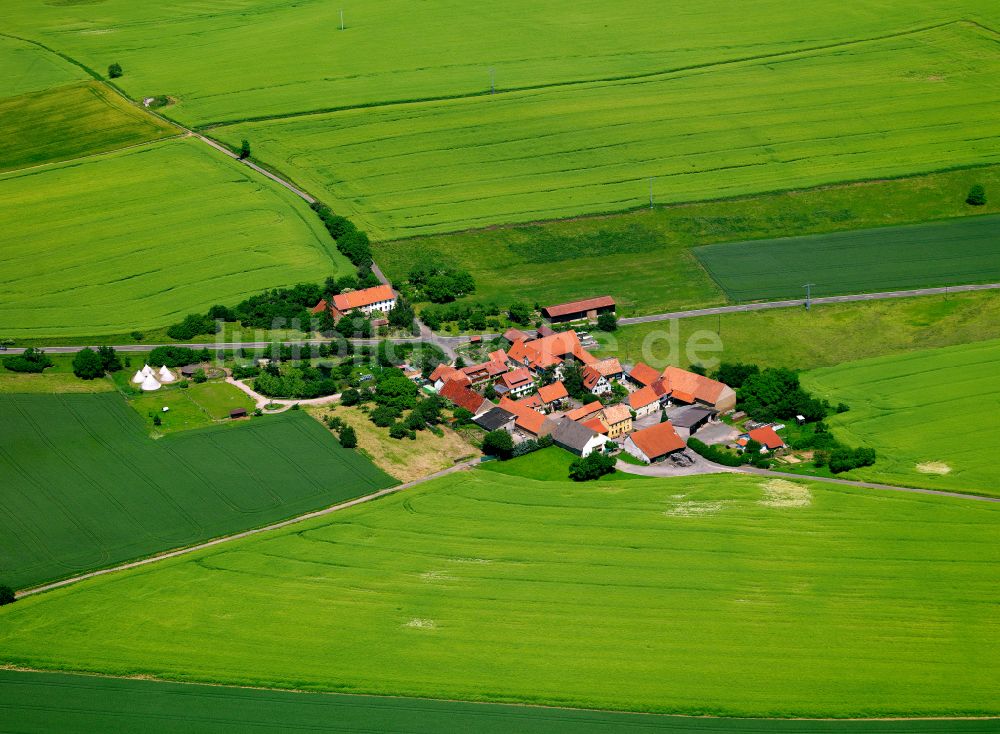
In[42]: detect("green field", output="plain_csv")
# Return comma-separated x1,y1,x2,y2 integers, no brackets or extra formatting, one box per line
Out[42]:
7,1,997,127
1,470,996,718
802,339,1000,496
380,166,1000,315
595,291,1000,371
696,215,1000,301
125,380,257,435
482,446,649,482
0,392,395,590
0,138,351,340
0,353,116,394
2,670,996,734
216,23,1000,239
0,81,178,172
0,34,87,99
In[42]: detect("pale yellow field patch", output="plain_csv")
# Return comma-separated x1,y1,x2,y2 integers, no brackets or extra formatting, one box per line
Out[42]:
758,479,812,509
916,462,952,475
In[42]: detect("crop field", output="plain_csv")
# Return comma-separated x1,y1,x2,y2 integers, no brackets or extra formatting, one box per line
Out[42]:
0,138,351,340
215,23,1000,239
594,291,1000,372
0,392,395,590
696,214,1000,302
0,81,178,172
7,0,998,127
0,34,87,99
3,671,996,734
802,339,1000,496
1,470,996,718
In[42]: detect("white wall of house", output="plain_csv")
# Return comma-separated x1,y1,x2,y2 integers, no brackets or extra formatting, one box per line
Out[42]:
580,434,608,458
633,401,659,419
623,437,650,464
359,298,397,316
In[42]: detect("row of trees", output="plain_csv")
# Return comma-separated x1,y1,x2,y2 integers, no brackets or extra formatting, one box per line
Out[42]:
72,346,122,379
310,202,374,273
2,347,53,373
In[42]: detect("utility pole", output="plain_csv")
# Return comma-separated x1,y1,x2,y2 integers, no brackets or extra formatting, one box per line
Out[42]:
340,9,345,30
489,68,495,94
649,177,654,209
803,283,815,311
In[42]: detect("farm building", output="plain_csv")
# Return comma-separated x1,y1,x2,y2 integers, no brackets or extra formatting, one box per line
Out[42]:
537,381,569,410
628,385,661,418
624,422,686,464
496,367,534,398
473,406,516,433
229,408,248,419
507,331,596,374
542,296,616,324
312,284,396,320
669,406,716,439
551,417,607,457
499,397,553,438
566,401,603,422
439,378,491,416
627,362,661,389
745,426,786,453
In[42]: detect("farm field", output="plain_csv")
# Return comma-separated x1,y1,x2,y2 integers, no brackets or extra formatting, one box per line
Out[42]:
0,82,177,172
3,671,997,734
0,392,395,590
1,471,996,718
6,1,998,127
0,34,87,98
593,291,1000,371
802,339,1000,496
380,165,1000,315
215,23,1000,239
0,137,351,340
696,215,1000,302
482,446,650,482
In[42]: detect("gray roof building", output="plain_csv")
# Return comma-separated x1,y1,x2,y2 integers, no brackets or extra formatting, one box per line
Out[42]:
473,406,516,432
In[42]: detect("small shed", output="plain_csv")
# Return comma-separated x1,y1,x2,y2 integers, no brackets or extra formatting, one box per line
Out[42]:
229,408,248,419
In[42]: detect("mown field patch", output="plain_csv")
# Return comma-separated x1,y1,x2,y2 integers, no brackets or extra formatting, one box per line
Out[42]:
0,81,177,172
1,471,996,718
215,23,1000,239
0,138,351,340
801,339,1000,496
2,670,997,734
695,215,1000,302
0,392,395,590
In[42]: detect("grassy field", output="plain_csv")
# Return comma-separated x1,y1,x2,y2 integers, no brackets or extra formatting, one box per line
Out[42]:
696,215,1000,302
2,671,996,734
380,166,1000,315
801,339,1000,496
125,380,256,435
0,81,178,172
6,1,998,127
593,291,1000,371
1,470,996,718
0,354,116,394
216,22,1000,239
0,137,351,340
0,34,87,99
482,446,649,482
0,392,395,590
308,405,478,483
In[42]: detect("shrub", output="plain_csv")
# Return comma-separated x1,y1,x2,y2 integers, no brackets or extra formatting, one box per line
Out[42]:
153,414,162,426
452,407,473,424
107,62,123,78
569,452,617,481
388,423,409,440
340,388,361,406
508,302,532,325
130,330,144,342
339,425,358,448
370,405,400,427
167,313,218,340
688,437,746,467
72,348,106,379
149,345,198,368
511,439,539,457
2,347,53,373
714,362,759,389
482,430,514,459
966,184,987,206
0,585,14,606
239,139,251,160
596,312,618,332
193,368,208,384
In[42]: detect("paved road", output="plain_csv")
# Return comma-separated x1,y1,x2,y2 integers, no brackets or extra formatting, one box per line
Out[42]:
618,283,1000,325
16,459,483,599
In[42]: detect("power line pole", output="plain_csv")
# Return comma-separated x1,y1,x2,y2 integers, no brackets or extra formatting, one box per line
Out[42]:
489,68,495,94
340,9,345,30
649,177,654,209
803,283,815,310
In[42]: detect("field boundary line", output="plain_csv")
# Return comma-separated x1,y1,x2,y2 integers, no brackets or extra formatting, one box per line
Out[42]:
14,460,480,599
198,19,966,130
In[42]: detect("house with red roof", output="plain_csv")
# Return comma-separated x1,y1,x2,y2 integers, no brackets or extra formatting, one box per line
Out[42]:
537,381,569,411
745,426,786,453
628,384,661,418
439,378,491,416
627,362,661,389
600,403,632,438
496,367,534,398
565,401,603,422
541,296,616,324
624,422,686,464
499,396,554,438
313,285,396,321
430,363,469,391
581,357,623,395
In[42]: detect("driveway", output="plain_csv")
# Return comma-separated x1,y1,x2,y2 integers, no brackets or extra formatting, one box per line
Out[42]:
616,449,736,478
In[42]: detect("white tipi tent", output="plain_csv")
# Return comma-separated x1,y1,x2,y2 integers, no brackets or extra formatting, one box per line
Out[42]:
131,369,145,384
140,374,162,391
158,365,175,383
141,364,154,377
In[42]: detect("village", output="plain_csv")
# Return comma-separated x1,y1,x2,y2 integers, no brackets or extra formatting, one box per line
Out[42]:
312,285,788,469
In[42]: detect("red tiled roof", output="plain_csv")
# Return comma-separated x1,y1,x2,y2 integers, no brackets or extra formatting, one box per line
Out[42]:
542,296,615,319
537,381,568,404
748,426,785,450
660,366,729,406
581,365,603,391
629,422,685,460
629,362,661,387
566,401,603,421
601,403,631,426
332,285,395,312
488,349,508,364
499,397,548,435
310,299,329,315
430,364,468,385
500,367,533,390
440,378,488,414
503,328,530,343
672,390,695,404
628,385,660,410
592,358,622,377
582,417,609,435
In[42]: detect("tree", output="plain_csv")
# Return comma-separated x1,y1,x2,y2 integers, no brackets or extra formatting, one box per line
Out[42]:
388,297,416,330
72,348,106,379
3,347,53,374
482,429,514,459
508,302,532,325
239,139,251,160
967,184,987,206
454,356,466,369
0,585,14,606
569,452,616,481
341,388,361,406
193,368,208,383
107,62,123,78
339,425,358,448
452,407,473,424
561,361,586,400
596,312,617,332
714,362,759,389
153,414,162,426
